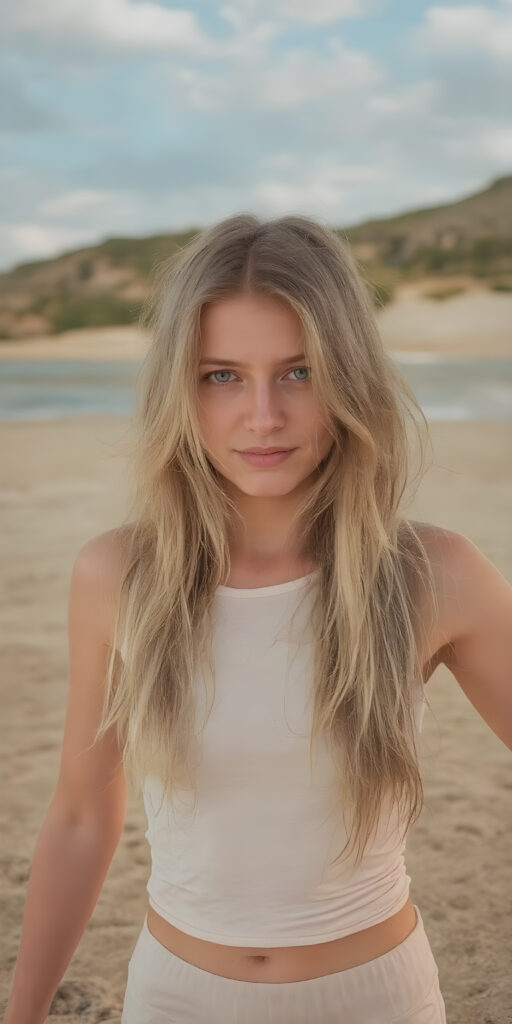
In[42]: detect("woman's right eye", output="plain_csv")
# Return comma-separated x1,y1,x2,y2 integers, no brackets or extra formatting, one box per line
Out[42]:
201,371,235,384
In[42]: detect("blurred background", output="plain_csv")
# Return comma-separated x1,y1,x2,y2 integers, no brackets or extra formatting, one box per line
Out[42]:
1,2,511,1022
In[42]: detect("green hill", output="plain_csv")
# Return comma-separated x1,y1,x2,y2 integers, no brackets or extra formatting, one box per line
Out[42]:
1,175,511,339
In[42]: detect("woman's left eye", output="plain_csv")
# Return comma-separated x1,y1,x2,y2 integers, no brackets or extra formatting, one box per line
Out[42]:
288,366,311,381
202,366,311,384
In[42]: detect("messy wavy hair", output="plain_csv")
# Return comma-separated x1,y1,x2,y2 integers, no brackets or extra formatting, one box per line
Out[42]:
95,213,439,868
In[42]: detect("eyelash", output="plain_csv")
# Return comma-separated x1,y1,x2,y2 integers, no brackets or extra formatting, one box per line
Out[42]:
201,366,311,385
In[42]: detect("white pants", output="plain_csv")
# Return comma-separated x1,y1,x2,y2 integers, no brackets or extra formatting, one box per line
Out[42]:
121,904,447,1023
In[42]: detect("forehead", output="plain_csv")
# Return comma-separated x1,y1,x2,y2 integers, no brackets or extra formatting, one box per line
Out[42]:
200,294,302,344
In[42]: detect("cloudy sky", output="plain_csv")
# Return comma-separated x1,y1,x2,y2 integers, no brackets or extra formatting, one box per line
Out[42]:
1,0,510,271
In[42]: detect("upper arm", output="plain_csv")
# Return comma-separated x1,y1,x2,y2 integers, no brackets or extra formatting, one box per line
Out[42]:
432,528,512,751
52,529,129,833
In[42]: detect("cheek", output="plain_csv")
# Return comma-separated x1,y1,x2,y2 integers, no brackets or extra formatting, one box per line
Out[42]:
197,404,230,447
314,408,334,442
309,418,335,458
304,404,332,437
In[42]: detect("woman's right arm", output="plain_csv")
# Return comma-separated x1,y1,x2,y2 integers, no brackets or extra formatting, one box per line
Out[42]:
3,530,128,1024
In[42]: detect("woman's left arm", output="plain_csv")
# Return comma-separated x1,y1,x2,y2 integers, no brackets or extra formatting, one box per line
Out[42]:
438,530,512,751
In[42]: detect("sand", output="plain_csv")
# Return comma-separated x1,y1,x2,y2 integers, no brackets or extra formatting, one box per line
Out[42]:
1,290,512,1021
378,286,512,358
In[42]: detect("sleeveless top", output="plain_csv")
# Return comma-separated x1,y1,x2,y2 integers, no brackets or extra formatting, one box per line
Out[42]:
120,569,426,947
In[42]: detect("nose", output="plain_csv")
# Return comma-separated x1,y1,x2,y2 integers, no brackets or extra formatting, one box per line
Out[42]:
243,380,287,431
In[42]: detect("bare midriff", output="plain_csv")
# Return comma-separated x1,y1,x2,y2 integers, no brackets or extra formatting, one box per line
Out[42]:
146,896,417,983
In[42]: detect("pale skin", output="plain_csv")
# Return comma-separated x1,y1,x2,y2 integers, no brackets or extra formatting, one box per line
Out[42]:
4,298,512,1019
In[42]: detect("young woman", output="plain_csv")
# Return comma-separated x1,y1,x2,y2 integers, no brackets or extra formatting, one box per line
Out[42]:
4,215,512,1024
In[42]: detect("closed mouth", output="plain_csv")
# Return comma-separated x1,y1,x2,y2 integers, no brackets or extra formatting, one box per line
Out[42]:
239,448,294,454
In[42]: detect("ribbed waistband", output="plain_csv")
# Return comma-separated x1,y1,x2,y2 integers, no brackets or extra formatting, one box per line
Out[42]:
129,904,443,1023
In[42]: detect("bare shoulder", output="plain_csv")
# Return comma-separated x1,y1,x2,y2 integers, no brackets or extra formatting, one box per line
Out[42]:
71,524,135,649
411,518,488,598
410,518,464,557
410,518,510,668
74,524,133,580
411,522,512,749
408,519,476,676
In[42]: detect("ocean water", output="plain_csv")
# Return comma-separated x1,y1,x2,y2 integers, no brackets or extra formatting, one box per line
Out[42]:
0,354,511,422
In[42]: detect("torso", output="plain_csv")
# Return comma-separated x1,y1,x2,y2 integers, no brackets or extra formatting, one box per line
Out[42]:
143,524,453,982
146,898,418,982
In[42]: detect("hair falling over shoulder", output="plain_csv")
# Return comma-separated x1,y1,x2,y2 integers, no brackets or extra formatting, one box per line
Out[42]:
93,213,439,869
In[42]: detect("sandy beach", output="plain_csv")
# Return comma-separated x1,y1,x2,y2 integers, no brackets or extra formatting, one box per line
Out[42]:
1,291,511,1022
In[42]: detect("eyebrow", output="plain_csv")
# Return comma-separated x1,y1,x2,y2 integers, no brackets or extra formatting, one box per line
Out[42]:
199,353,306,368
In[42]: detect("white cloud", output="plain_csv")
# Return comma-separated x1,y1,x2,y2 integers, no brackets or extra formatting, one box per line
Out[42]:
482,127,512,162
38,189,121,218
253,158,382,218
258,40,382,108
419,3,512,58
5,0,216,55
2,223,92,263
172,67,230,110
367,79,438,117
3,0,385,60
448,125,512,163
0,187,142,266
170,38,383,112
276,0,381,20
219,0,382,28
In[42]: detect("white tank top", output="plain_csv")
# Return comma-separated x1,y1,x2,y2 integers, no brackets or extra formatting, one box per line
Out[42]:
120,569,426,946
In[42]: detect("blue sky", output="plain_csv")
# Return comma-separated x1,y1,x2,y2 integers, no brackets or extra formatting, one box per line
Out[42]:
1,0,510,271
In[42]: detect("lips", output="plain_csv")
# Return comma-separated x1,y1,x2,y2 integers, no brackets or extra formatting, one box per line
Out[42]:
239,448,293,454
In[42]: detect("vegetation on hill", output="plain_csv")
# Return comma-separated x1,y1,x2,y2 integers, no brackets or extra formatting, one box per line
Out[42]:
0,176,510,339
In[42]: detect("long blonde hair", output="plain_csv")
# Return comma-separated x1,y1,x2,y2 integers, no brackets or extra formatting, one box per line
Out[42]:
96,213,439,868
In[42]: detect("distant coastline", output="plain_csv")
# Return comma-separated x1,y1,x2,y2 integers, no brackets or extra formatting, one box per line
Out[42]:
0,284,511,362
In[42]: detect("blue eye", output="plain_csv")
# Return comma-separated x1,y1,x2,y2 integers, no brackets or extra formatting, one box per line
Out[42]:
289,366,310,381
203,370,236,384
202,366,311,385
